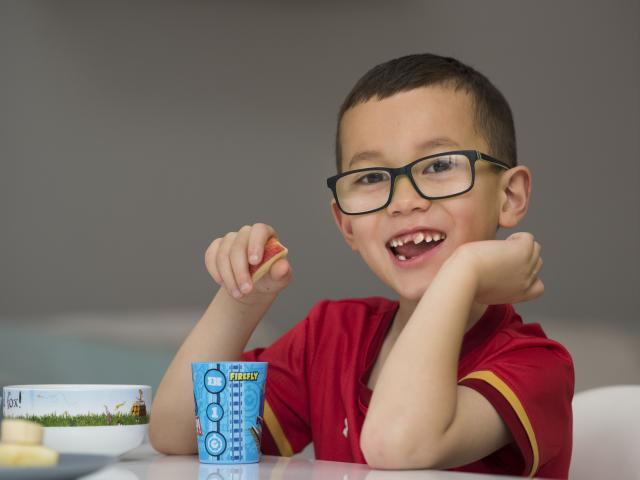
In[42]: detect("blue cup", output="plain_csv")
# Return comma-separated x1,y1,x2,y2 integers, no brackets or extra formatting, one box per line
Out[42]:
191,361,268,464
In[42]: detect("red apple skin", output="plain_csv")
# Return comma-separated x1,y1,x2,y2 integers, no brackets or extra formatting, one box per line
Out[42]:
249,237,287,280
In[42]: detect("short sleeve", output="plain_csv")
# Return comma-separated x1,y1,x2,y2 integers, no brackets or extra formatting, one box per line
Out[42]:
459,339,574,477
241,315,312,457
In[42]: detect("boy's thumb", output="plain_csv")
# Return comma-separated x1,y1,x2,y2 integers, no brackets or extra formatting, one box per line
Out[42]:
270,259,291,281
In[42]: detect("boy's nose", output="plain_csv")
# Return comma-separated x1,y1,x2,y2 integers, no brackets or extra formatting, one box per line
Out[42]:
386,175,432,214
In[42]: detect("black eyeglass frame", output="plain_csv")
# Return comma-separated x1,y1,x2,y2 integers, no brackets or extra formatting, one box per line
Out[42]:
326,150,511,215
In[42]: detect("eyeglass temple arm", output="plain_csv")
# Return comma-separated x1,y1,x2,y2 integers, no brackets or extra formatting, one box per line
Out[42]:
476,151,511,170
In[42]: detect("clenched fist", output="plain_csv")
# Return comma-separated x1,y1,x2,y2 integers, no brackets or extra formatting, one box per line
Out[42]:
453,232,544,305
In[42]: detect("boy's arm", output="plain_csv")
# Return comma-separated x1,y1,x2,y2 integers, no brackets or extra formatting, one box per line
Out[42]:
360,259,509,469
148,288,276,454
149,222,291,454
361,234,543,469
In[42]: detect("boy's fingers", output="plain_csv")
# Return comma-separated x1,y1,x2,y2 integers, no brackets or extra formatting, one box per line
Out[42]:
205,223,284,299
527,277,545,300
230,226,253,294
527,258,543,291
530,241,542,268
247,223,276,265
510,232,535,247
217,232,241,297
204,238,222,284
534,239,541,254
533,257,543,277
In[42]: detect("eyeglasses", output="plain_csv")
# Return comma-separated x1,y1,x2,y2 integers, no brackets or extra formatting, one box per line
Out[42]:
326,150,511,215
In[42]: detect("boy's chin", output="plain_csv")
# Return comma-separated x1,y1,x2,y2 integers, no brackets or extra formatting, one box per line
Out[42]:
389,270,439,300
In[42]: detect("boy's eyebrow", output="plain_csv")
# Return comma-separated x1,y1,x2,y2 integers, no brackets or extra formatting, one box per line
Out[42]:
347,136,460,169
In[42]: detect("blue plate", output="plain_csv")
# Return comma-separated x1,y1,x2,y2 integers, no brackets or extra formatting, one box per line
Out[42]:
0,453,116,479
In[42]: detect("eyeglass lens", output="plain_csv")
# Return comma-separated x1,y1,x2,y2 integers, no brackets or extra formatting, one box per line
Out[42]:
336,154,472,214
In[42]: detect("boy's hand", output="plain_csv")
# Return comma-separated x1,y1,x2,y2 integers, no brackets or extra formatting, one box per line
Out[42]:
204,223,292,305
451,232,544,305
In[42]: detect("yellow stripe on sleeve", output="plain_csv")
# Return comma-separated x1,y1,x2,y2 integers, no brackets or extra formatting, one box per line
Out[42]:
460,370,539,478
263,400,294,457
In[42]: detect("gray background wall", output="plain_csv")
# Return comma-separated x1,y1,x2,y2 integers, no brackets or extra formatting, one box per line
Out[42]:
1,1,639,397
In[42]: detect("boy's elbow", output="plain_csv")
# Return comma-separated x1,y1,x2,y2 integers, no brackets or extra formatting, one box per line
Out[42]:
148,415,197,455
361,433,400,469
148,418,172,454
360,423,442,470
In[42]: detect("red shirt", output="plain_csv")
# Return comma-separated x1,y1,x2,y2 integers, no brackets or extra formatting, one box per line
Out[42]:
241,296,574,478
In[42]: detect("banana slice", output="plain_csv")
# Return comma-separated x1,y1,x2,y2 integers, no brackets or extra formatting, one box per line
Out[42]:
0,420,58,467
1,419,44,446
0,443,59,467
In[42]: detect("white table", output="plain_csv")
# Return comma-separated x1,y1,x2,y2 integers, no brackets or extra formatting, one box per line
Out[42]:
81,443,524,480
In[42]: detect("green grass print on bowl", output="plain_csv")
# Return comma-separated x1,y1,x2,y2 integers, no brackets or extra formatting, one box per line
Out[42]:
10,413,150,427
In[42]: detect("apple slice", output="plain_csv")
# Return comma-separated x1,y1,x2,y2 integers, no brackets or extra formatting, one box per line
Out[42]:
249,237,288,283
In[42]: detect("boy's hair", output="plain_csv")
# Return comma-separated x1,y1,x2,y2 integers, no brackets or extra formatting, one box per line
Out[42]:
335,53,517,173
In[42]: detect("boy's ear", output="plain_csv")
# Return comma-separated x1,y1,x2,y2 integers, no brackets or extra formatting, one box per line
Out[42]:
498,165,532,229
330,200,358,251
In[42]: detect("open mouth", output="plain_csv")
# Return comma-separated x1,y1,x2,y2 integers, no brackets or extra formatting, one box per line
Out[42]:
388,239,445,261
386,231,447,262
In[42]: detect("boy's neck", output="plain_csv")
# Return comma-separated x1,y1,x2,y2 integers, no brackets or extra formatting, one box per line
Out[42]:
393,297,488,336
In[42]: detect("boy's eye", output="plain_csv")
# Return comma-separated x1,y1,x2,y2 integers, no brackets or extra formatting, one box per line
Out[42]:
424,158,454,173
355,171,389,185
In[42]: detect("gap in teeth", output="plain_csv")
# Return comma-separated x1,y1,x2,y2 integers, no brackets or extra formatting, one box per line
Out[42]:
389,230,446,247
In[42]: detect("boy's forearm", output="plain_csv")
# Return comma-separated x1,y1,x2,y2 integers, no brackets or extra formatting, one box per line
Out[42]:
149,287,276,454
362,256,476,467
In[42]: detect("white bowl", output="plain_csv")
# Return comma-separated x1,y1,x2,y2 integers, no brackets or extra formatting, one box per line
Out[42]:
2,384,151,456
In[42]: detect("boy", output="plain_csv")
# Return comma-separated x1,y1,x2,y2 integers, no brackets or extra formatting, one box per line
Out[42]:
149,53,574,478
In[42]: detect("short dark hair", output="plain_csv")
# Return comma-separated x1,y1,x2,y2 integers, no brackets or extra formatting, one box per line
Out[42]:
335,53,517,173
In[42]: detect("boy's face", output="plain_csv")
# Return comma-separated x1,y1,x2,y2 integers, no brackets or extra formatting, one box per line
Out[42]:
331,85,507,301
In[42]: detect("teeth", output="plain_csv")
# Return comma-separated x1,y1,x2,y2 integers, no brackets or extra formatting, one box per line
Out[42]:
388,230,447,248
397,255,407,261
